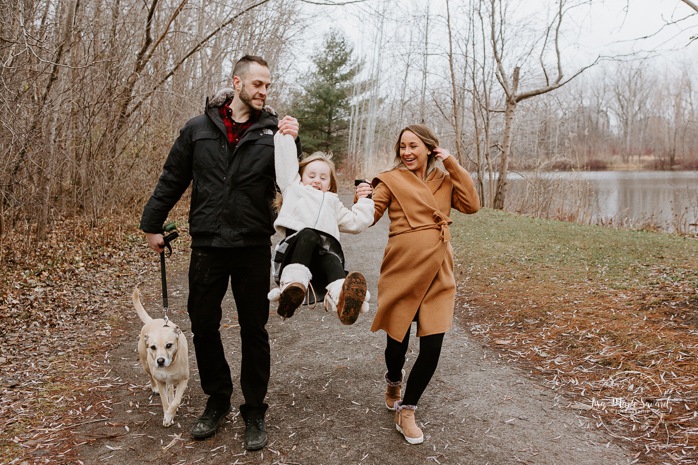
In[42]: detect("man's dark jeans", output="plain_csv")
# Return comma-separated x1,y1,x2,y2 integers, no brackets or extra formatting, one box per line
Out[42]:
187,245,271,421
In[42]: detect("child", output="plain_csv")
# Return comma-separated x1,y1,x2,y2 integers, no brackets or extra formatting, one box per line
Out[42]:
267,132,374,324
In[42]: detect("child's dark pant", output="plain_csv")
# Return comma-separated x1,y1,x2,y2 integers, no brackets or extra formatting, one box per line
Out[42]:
287,228,345,283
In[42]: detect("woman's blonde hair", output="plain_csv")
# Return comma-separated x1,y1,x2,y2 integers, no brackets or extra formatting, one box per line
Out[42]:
392,124,440,173
273,151,338,211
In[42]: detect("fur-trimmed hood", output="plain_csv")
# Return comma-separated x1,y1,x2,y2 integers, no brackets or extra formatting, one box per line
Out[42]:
207,87,277,116
208,87,235,107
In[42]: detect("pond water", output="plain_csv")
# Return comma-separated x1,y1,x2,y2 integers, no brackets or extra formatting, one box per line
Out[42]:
501,171,698,234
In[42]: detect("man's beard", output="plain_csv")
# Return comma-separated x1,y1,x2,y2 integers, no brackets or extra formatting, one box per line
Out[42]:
238,83,264,111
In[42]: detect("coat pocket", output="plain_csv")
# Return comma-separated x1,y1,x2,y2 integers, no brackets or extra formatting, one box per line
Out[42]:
192,129,222,169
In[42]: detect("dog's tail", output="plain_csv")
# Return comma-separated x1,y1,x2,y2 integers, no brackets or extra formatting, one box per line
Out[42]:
133,287,153,324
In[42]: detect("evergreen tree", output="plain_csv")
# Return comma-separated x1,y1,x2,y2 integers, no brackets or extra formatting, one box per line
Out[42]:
291,29,361,164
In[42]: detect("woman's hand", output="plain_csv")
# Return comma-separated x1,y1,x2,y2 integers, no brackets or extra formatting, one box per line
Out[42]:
432,147,452,161
355,182,373,200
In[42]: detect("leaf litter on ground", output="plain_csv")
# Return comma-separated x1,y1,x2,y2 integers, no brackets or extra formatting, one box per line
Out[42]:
452,209,698,465
1,207,696,464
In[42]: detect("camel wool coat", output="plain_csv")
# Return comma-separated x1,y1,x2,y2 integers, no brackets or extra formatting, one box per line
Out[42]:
370,156,480,342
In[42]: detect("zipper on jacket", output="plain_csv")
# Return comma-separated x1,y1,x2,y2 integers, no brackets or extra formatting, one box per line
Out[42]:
312,193,326,229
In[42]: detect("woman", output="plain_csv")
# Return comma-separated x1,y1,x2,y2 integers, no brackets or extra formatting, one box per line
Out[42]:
368,124,480,444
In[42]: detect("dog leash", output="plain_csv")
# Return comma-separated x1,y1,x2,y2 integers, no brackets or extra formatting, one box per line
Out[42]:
160,221,179,326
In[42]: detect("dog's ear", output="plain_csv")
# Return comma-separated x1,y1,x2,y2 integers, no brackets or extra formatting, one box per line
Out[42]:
173,325,181,336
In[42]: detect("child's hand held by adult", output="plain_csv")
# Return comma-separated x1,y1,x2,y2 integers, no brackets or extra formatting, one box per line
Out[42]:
278,115,299,138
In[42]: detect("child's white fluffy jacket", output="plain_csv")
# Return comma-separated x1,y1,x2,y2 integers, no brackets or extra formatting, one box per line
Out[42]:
273,133,374,240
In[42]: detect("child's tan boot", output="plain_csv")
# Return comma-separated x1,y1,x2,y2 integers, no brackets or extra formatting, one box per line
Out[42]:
385,369,405,410
270,264,311,319
324,272,367,325
395,401,424,445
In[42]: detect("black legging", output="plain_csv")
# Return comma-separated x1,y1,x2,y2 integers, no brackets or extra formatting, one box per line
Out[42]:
287,228,345,283
385,327,445,406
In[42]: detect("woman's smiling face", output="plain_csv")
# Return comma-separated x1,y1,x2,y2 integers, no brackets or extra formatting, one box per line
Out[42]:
399,130,430,179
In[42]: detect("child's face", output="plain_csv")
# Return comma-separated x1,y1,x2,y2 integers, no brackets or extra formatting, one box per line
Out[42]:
301,160,332,192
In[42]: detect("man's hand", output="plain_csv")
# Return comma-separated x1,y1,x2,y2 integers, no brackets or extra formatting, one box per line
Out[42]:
278,115,299,138
146,232,165,253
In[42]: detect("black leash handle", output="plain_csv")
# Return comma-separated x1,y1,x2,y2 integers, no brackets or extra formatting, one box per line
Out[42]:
160,222,179,316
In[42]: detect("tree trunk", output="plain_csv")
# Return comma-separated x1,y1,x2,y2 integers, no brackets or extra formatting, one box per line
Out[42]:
493,67,519,210
445,0,464,161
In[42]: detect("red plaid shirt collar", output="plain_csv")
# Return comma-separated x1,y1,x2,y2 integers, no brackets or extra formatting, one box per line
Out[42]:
219,99,261,146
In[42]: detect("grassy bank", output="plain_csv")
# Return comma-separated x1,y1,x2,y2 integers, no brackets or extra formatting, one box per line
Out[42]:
451,208,698,464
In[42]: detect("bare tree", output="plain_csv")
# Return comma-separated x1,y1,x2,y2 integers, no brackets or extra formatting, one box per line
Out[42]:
445,0,465,161
607,61,655,165
0,0,304,238
486,0,598,209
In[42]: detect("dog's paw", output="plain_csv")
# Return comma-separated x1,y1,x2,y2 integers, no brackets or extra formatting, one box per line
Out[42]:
163,414,175,427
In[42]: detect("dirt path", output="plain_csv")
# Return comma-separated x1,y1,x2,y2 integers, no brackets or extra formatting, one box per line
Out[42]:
74,199,633,464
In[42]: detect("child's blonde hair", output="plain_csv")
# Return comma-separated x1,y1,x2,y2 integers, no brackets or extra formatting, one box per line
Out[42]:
273,151,338,212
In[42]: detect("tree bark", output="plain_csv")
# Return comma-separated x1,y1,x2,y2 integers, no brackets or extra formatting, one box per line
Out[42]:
445,0,464,162
493,67,518,210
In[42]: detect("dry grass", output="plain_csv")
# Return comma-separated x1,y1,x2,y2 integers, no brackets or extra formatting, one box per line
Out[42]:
452,208,698,464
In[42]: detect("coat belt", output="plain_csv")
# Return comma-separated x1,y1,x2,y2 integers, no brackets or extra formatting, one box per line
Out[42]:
387,210,452,241
432,211,451,242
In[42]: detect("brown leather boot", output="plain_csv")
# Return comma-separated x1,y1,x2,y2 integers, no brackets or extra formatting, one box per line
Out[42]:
278,283,306,319
337,272,367,325
395,402,424,445
276,264,311,319
385,369,405,410
325,272,367,325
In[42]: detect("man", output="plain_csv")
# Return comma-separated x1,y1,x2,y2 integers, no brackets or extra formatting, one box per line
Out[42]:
140,55,299,451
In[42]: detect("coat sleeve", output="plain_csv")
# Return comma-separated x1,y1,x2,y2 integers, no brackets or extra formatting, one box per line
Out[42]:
274,132,301,193
139,124,194,233
442,157,480,214
336,198,375,234
371,180,391,226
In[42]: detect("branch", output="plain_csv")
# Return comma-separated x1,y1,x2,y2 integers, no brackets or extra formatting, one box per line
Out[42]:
553,0,564,85
142,0,189,68
490,0,511,98
515,1,598,103
680,0,698,13
133,0,159,75
126,0,271,118
298,0,368,4
516,56,600,102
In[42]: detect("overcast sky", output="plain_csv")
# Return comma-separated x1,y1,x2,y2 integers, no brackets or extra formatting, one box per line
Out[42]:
304,0,697,71
568,0,696,60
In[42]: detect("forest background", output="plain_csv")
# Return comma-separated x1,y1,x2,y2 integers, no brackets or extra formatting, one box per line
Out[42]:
1,2,697,463
1,0,697,241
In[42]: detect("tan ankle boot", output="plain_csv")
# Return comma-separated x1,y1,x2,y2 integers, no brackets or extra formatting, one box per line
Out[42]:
385,369,405,410
395,402,424,444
